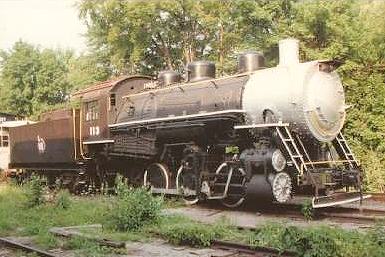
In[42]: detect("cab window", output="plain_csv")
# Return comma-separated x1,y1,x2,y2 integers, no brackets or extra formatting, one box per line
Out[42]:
109,93,116,110
0,135,8,147
85,101,99,121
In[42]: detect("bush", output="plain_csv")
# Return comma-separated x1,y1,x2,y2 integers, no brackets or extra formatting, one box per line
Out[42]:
55,190,71,209
301,200,314,221
160,222,217,247
368,223,385,246
64,236,119,257
24,174,45,208
251,224,338,257
250,223,385,257
156,215,232,247
250,223,302,252
297,228,338,257
103,176,163,232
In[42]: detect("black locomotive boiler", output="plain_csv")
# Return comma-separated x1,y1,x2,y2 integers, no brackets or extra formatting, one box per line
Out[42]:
9,39,368,208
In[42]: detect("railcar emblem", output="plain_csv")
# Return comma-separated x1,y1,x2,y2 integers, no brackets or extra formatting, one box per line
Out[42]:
37,135,46,154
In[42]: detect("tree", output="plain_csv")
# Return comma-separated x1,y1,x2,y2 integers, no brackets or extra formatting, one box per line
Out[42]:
0,42,41,116
78,0,297,75
67,54,111,91
0,41,73,116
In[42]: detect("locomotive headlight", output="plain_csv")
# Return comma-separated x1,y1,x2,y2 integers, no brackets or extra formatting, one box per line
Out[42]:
272,149,286,172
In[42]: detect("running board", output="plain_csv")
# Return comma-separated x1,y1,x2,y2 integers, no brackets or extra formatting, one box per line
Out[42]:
312,192,371,208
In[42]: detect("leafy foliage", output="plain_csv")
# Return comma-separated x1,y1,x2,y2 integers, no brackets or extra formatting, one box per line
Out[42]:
160,222,217,247
301,200,314,221
155,215,232,247
77,0,294,75
55,190,71,210
1,184,385,256
0,42,109,118
64,236,120,257
66,54,111,91
24,174,45,208
0,42,73,116
250,223,385,257
0,184,110,249
103,176,164,232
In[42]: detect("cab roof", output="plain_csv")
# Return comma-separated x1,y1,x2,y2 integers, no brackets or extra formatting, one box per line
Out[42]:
71,75,152,99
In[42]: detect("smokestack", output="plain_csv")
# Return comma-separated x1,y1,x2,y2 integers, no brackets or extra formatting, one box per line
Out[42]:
278,38,299,66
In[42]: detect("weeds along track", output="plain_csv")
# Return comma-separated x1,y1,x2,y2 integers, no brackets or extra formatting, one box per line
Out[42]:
0,237,58,257
194,201,385,225
316,206,385,224
280,203,385,224
211,240,295,257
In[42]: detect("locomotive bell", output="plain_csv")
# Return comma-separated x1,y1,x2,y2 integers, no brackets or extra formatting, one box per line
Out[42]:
238,51,265,73
186,61,216,82
158,70,181,86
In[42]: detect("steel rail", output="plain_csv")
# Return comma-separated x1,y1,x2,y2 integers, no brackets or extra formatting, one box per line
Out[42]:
0,237,58,257
195,202,385,225
368,192,385,202
211,240,295,257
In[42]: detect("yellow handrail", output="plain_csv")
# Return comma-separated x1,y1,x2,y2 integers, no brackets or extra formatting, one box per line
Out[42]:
78,107,91,160
72,108,77,160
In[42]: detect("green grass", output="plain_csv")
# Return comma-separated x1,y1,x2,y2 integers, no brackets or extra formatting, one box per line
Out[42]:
150,214,249,247
63,236,126,257
0,184,112,254
249,222,385,257
103,183,163,232
77,214,235,247
1,183,384,257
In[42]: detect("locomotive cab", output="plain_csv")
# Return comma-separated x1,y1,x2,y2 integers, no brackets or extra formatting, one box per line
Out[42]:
71,76,152,157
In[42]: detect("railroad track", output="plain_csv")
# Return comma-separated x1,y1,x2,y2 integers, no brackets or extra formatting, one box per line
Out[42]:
196,201,385,225
49,224,293,257
273,204,385,224
368,192,385,203
0,237,58,257
306,208,383,224
211,240,295,257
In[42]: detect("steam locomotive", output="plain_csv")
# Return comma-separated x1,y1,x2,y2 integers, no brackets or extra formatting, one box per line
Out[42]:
9,39,368,208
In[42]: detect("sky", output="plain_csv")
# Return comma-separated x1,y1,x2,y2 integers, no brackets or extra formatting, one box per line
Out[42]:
0,0,87,53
